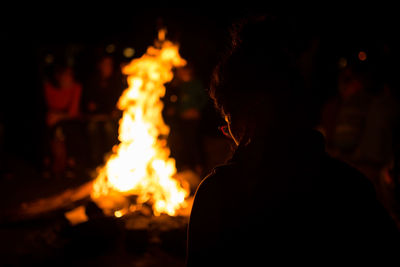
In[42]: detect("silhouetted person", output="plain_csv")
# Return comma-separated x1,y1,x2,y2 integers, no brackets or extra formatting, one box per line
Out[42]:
43,65,84,178
45,66,81,128
83,55,124,167
187,16,399,266
321,66,373,161
83,55,124,116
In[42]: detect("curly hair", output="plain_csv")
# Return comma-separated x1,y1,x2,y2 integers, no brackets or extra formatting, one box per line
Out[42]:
209,15,311,126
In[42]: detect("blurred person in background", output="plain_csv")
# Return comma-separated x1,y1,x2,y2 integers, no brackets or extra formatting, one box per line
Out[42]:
356,82,399,176
82,55,125,168
43,64,85,178
321,64,399,187
320,66,373,161
357,78,400,224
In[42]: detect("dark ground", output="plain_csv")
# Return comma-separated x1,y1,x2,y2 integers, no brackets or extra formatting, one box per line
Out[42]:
1,135,399,266
0,135,231,266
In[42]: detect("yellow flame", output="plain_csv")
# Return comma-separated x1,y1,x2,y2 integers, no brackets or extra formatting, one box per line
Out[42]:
91,30,189,216
114,210,124,218
158,28,167,42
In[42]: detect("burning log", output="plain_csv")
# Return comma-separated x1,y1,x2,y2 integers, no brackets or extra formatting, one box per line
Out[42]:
1,28,194,266
11,28,195,224
2,182,190,266
0,181,93,224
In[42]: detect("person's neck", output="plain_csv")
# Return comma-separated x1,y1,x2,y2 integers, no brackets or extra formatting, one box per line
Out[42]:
232,126,324,165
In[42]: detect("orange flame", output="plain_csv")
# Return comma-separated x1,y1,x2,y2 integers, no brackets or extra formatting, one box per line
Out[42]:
91,29,189,216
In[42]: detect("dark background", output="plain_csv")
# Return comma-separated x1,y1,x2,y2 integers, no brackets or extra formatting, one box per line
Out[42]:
1,7,400,266
1,8,398,167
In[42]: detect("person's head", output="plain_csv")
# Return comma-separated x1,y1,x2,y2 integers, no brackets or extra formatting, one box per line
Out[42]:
98,56,114,79
337,66,367,100
210,16,312,146
53,66,75,89
176,65,194,82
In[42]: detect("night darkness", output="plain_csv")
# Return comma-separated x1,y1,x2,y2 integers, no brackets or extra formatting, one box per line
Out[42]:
2,9,399,161
1,8,400,266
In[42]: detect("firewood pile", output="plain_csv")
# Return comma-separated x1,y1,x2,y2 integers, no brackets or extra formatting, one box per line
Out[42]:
0,182,190,266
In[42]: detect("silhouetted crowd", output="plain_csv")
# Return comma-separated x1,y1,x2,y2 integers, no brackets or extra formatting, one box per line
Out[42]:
40,54,125,179
319,63,400,224
38,52,209,181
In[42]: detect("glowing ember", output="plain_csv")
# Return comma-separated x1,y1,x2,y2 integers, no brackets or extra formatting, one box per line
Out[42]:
91,29,189,217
